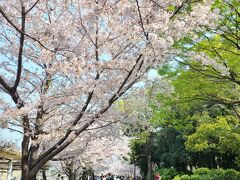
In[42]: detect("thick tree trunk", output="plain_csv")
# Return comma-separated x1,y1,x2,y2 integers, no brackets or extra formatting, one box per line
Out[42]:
21,132,39,180
30,175,37,180
21,164,29,180
21,173,37,180
21,116,31,180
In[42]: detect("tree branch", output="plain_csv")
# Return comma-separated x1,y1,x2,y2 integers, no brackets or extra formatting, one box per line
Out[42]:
29,54,144,174
0,7,54,52
12,6,26,92
26,0,40,14
135,0,149,41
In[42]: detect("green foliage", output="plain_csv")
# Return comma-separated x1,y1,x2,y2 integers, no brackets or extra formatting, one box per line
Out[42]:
128,0,240,176
174,168,240,180
155,168,178,180
157,64,179,78
151,0,240,170
186,114,240,157
152,128,190,171
129,136,149,175
166,5,176,12
176,174,204,180
216,169,240,180
194,168,211,175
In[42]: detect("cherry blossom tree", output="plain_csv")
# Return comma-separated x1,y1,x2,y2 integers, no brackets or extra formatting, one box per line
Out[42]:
0,0,218,179
0,140,19,152
54,129,131,180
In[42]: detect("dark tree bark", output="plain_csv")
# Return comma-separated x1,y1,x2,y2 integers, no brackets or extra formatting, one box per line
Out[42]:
146,134,152,180
42,166,47,180
146,154,152,180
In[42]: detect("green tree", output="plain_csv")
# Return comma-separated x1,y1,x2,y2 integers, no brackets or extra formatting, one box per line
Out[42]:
128,0,240,174
186,113,240,168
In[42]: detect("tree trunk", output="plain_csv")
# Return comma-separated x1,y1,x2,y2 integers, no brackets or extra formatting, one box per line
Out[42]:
69,174,76,180
42,167,47,180
21,174,37,180
82,168,88,180
134,163,136,180
146,154,151,180
69,171,76,180
146,133,152,180
21,116,31,180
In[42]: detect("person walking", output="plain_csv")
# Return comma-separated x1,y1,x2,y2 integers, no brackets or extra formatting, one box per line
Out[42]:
154,173,161,180
56,174,61,180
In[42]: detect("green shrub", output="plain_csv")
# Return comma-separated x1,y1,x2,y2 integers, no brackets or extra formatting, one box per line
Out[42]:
173,175,181,180
178,175,191,180
173,168,240,180
189,174,203,180
194,168,211,175
209,168,225,177
213,169,240,180
155,168,178,180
